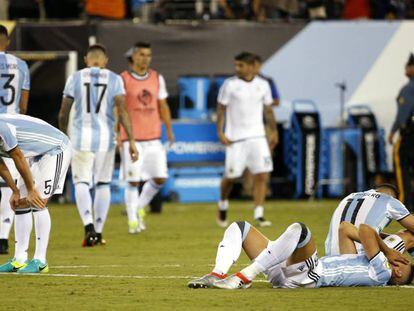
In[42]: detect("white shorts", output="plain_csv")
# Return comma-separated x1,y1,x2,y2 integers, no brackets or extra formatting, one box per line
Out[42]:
266,251,320,288
0,157,19,185
17,146,72,200
225,137,273,178
121,140,168,182
71,149,115,185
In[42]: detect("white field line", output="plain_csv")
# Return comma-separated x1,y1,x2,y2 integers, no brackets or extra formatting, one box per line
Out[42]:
51,264,243,269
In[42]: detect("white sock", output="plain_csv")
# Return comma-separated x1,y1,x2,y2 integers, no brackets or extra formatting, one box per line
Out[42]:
137,180,161,210
14,210,33,263
33,209,51,263
244,223,307,280
74,183,93,226
93,185,111,233
0,187,14,239
254,206,264,219
218,200,229,211
125,185,139,223
212,221,251,276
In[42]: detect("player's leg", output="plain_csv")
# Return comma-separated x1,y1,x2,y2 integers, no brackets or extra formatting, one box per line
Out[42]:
248,138,273,227
18,148,71,273
217,142,246,227
71,149,96,246
214,222,315,289
92,149,115,244
136,140,168,230
0,187,14,254
188,221,262,288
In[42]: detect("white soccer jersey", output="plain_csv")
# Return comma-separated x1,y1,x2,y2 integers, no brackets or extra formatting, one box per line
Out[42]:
63,67,125,152
325,190,410,256
218,76,273,141
0,52,30,114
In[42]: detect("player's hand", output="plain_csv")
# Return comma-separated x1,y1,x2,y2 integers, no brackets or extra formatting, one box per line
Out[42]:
268,132,279,150
218,133,232,146
9,190,20,211
385,249,409,266
116,135,123,149
387,132,395,145
129,141,139,162
167,130,175,147
26,189,46,209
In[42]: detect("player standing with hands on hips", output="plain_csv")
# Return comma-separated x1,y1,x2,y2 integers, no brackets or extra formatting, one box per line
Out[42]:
216,52,278,228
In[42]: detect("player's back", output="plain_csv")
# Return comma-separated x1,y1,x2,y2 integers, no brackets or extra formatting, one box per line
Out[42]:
317,252,391,287
0,114,69,158
0,52,30,114
325,190,409,256
64,67,125,152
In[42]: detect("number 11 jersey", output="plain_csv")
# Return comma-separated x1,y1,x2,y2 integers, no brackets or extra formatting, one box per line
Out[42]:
63,67,125,152
0,52,30,114
325,189,410,256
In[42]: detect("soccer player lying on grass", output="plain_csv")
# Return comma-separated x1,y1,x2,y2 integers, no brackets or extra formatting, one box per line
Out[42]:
325,184,414,256
0,114,71,273
188,221,414,289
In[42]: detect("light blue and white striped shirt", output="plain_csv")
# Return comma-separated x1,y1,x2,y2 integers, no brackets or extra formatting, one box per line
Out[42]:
325,190,410,256
0,114,69,158
63,67,125,152
317,252,392,287
0,52,30,114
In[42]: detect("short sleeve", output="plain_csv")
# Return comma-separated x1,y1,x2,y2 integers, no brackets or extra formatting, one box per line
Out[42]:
158,74,168,100
387,198,410,221
113,74,126,97
217,79,231,106
0,123,18,152
20,60,30,91
368,252,392,285
63,74,75,99
263,82,273,106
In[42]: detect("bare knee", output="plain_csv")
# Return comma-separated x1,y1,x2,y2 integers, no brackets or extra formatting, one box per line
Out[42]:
153,178,166,186
129,182,140,187
253,173,268,183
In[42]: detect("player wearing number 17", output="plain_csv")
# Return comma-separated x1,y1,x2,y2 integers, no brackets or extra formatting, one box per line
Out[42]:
58,44,138,247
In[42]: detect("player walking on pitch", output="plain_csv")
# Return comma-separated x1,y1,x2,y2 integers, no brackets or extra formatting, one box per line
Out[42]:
0,114,71,273
216,52,278,228
59,44,138,246
120,42,174,234
0,25,30,254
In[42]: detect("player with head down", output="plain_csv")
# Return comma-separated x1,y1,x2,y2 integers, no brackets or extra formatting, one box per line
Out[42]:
188,219,414,289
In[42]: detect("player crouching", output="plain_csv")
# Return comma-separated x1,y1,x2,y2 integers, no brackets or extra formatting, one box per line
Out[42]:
188,221,414,289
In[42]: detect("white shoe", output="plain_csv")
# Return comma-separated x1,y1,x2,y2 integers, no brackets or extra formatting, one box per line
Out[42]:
128,221,141,234
213,272,252,290
216,218,228,228
188,273,226,289
138,209,146,231
255,217,272,227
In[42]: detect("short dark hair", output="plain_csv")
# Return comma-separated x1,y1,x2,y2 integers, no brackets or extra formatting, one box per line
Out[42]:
234,52,256,64
252,54,263,63
87,44,107,55
0,25,8,38
134,41,151,49
375,183,399,198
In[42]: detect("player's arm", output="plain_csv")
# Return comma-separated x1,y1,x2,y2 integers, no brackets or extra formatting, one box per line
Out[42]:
159,99,175,145
398,215,414,234
338,221,359,254
264,105,278,150
216,103,231,145
19,90,29,115
115,94,138,162
0,157,20,208
8,147,45,209
359,224,408,265
58,96,74,134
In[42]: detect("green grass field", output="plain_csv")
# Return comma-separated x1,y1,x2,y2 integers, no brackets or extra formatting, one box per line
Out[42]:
0,200,412,310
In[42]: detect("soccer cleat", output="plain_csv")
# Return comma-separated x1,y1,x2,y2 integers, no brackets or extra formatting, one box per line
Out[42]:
17,259,48,274
95,233,107,246
128,221,141,234
0,239,9,254
0,258,27,272
255,217,272,227
188,272,227,289
82,231,98,247
216,210,228,228
138,209,146,231
213,272,252,290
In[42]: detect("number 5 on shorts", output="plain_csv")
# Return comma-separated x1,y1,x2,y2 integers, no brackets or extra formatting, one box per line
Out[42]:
44,179,52,195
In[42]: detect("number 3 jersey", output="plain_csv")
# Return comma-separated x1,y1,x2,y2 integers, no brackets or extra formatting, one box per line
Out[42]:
325,190,410,256
63,67,125,152
0,52,30,114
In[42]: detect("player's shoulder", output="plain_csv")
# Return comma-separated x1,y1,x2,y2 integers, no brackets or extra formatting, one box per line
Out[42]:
221,76,238,88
